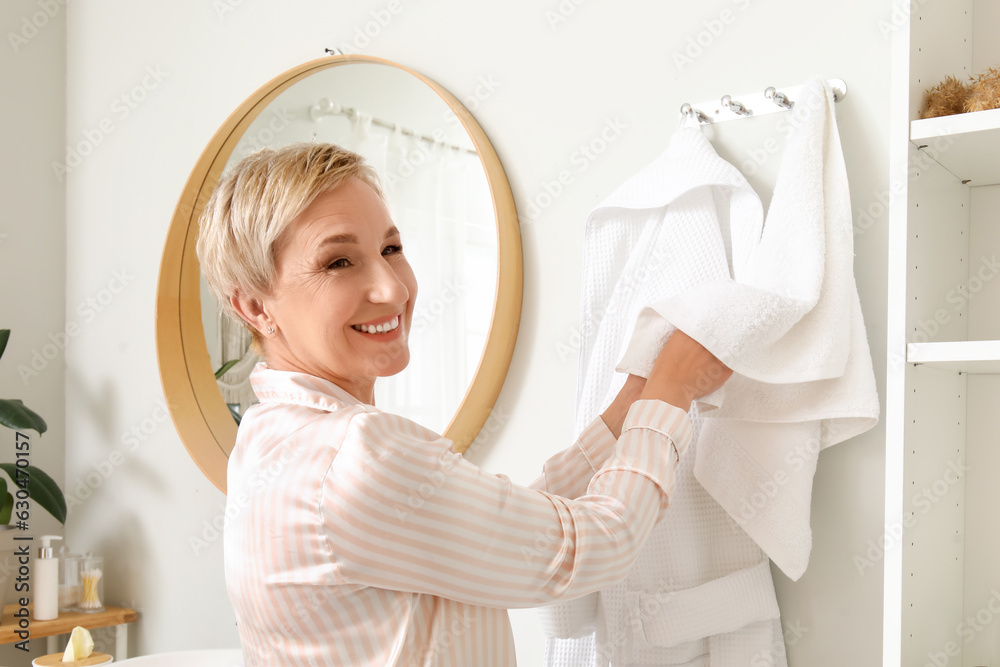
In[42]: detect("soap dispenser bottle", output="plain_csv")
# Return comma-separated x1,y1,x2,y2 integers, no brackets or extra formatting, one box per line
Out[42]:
33,535,62,620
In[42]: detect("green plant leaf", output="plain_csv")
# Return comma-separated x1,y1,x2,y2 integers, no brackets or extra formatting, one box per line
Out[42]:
0,399,47,434
0,476,10,524
0,329,9,361
0,463,66,525
215,359,239,379
0,492,12,525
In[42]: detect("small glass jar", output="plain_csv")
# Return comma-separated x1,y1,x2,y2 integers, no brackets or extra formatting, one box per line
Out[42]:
75,554,104,613
58,550,81,612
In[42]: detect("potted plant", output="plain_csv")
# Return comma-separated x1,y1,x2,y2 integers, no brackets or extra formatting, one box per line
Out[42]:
0,328,68,612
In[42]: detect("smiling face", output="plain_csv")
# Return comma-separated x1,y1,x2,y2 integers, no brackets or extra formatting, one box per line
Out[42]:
257,178,417,403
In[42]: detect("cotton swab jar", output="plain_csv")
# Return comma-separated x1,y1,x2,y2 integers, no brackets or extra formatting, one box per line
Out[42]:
75,554,104,613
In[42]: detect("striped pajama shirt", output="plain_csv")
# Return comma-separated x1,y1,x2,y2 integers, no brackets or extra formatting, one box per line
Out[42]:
224,363,691,666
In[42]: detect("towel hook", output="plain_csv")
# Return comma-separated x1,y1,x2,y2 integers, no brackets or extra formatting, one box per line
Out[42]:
720,95,751,116
679,103,711,124
831,80,847,102
764,86,794,109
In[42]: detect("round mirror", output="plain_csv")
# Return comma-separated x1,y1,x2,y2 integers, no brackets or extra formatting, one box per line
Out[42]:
156,55,522,493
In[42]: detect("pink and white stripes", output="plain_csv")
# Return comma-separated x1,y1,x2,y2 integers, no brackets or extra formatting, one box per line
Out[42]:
224,363,691,666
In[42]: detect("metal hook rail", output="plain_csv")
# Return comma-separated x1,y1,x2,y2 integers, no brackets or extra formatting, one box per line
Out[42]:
680,78,847,124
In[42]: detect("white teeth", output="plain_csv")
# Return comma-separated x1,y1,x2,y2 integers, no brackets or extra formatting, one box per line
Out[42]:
352,316,399,334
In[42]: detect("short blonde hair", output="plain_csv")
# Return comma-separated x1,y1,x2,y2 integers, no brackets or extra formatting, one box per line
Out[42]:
196,142,384,350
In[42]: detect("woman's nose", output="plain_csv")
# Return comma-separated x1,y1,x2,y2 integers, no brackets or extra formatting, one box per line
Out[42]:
367,258,409,305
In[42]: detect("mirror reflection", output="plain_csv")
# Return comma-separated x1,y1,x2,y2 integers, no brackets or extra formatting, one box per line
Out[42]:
200,63,498,434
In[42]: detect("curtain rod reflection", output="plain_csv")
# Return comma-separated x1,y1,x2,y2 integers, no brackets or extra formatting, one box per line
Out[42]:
308,98,478,155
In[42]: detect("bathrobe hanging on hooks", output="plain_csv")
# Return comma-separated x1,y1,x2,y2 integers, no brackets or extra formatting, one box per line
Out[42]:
542,76,879,667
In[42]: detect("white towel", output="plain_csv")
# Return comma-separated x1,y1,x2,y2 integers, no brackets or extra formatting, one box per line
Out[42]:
612,77,879,579
542,76,878,666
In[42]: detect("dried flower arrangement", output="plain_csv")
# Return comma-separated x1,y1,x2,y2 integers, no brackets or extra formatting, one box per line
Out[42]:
964,66,1000,113
921,66,1000,118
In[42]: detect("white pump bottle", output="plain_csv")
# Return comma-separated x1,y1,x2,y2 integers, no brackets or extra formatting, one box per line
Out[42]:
34,534,62,620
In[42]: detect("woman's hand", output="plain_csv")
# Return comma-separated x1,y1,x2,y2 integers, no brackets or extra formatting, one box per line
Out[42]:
600,374,647,438
640,330,732,411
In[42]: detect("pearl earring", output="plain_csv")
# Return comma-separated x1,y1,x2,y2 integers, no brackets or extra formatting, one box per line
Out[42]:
267,326,275,334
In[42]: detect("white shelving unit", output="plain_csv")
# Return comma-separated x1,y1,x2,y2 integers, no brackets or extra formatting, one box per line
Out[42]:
911,108,1000,186
888,1,1000,665
908,341,1000,373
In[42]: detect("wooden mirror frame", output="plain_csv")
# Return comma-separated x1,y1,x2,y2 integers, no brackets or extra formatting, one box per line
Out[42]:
156,55,522,493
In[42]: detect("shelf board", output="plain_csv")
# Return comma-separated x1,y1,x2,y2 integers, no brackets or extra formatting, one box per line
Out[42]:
0,604,137,643
910,108,1000,186
907,340,1000,373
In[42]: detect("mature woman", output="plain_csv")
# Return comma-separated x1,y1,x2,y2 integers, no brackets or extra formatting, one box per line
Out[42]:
198,143,731,666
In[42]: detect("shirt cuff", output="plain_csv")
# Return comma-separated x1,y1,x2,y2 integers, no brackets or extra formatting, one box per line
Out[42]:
576,415,619,472
621,399,693,462
588,399,692,513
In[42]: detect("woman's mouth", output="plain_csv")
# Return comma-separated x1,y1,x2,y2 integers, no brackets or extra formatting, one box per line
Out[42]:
351,315,400,335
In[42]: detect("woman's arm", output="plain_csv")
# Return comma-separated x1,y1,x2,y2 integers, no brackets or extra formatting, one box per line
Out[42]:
601,373,648,438
322,399,690,609
527,374,645,498
320,330,729,610
525,374,646,639
537,333,731,635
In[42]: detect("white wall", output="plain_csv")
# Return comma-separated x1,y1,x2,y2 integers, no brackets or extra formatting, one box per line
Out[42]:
57,0,892,664
1,0,66,663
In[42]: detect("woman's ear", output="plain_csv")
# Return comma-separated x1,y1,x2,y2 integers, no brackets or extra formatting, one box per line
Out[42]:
230,289,274,336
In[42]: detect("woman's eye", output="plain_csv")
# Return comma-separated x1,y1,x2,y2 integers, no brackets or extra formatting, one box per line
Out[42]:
327,258,351,269
382,244,403,256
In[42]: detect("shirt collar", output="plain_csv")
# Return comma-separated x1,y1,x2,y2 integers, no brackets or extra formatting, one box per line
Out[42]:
248,362,363,412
